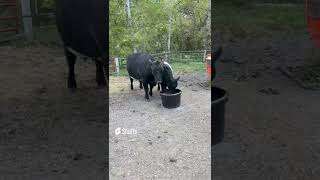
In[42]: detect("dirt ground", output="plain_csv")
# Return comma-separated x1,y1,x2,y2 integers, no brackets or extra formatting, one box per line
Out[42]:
109,73,211,179
0,46,108,180
2,31,320,180
213,33,320,179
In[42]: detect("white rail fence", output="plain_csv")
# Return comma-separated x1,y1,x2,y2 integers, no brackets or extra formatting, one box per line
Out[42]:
109,49,212,75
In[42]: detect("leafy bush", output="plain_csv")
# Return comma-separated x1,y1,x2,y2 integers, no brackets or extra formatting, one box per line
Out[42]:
41,0,55,10
215,0,255,7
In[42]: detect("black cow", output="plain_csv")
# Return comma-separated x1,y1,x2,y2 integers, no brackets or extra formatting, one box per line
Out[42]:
127,53,164,100
55,0,107,89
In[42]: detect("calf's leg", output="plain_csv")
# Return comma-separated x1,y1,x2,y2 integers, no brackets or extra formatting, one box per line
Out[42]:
143,82,149,100
130,77,134,90
149,84,154,97
139,81,143,89
95,59,107,87
158,83,160,91
65,47,77,89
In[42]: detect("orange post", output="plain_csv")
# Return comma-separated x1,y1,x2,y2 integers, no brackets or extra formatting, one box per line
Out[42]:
305,0,320,48
206,54,211,80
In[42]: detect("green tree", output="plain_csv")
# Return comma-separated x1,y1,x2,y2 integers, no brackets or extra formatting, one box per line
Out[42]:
41,0,55,10
111,0,211,57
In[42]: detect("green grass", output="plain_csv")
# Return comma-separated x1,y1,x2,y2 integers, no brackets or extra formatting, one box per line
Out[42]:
215,3,306,39
112,60,206,77
171,61,206,73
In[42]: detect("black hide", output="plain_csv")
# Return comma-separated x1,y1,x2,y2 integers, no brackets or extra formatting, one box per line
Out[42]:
127,53,164,100
55,0,107,88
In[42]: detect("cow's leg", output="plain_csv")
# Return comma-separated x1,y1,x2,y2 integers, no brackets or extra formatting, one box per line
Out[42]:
95,59,107,87
149,84,154,97
158,83,160,91
130,77,134,90
143,82,149,100
65,47,77,89
139,81,143,89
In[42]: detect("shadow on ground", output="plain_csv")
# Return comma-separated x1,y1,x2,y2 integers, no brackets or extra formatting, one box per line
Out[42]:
0,46,107,180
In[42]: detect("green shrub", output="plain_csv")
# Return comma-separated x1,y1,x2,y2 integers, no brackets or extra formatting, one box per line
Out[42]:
215,0,255,7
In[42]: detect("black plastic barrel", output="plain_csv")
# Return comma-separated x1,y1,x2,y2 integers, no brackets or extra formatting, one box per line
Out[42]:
160,89,182,109
212,86,228,146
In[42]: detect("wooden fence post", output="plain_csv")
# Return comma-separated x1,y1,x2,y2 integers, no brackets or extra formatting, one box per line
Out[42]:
115,57,120,76
165,52,168,62
20,0,33,41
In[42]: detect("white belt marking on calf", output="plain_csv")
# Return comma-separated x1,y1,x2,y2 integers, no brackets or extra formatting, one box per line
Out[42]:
67,47,87,58
163,61,172,71
66,47,103,61
130,76,141,81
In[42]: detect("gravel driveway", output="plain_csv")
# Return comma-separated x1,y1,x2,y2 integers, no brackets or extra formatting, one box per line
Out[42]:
109,74,211,179
0,46,108,180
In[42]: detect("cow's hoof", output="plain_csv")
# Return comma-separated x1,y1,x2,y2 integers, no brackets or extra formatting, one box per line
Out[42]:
131,86,134,90
68,85,77,89
68,82,77,89
145,96,150,101
96,74,107,86
96,85,106,89
97,83,107,88
68,87,77,92
97,80,107,87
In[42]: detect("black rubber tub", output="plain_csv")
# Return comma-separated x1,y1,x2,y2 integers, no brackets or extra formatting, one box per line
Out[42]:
160,89,182,109
212,86,228,146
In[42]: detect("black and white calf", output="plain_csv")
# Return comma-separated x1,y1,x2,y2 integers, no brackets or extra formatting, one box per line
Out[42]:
127,53,164,100
157,61,180,91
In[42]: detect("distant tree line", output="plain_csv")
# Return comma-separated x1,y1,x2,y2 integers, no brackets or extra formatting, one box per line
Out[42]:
215,0,303,7
110,0,211,58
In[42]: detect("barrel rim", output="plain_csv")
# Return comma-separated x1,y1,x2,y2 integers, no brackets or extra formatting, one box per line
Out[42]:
212,86,228,104
160,89,182,97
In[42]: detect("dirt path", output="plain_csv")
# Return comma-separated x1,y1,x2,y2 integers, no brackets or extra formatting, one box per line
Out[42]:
2,31,320,180
213,32,320,179
0,46,107,180
109,74,211,179
215,33,318,69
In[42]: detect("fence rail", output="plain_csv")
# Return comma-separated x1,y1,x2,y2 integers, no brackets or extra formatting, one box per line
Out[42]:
256,0,303,3
117,50,211,62
109,50,211,75
150,49,211,56
0,0,19,34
